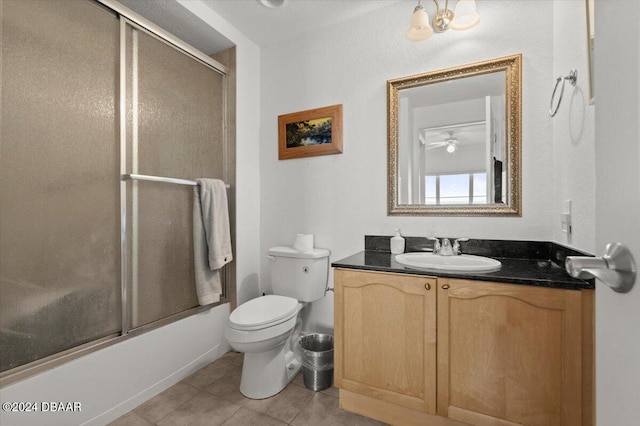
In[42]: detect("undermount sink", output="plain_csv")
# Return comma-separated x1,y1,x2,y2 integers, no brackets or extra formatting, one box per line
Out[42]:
394,252,502,273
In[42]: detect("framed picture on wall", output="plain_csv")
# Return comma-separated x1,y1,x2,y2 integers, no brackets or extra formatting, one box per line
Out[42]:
278,104,343,160
585,0,594,104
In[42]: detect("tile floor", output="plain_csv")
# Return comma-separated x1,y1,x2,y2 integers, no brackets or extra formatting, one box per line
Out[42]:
109,351,388,426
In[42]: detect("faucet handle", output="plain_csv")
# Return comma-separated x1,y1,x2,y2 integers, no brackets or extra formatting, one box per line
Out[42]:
427,237,441,253
453,238,469,255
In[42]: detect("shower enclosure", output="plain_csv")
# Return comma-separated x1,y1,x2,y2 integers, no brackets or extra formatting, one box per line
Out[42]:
0,0,230,383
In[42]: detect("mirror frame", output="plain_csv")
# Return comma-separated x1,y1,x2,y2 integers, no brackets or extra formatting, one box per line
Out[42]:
387,54,522,216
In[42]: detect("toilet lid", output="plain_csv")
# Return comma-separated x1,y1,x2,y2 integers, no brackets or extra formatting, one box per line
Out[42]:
229,295,299,330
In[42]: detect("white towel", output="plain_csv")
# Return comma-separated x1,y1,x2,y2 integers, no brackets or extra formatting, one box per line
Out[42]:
193,179,232,305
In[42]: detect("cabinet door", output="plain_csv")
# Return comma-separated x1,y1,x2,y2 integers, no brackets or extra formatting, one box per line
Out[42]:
437,279,583,426
334,269,437,414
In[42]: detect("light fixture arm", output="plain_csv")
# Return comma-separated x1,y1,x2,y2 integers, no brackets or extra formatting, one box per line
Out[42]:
407,0,480,41
432,0,454,33
432,0,450,10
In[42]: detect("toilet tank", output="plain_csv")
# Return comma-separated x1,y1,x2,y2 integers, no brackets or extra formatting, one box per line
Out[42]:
267,246,330,302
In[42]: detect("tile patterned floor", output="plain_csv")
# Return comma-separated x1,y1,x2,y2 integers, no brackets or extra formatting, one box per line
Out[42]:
109,352,388,426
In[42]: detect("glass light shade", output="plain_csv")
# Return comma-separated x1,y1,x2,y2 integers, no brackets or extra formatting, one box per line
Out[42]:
446,143,457,153
258,0,285,8
450,0,481,31
406,6,433,41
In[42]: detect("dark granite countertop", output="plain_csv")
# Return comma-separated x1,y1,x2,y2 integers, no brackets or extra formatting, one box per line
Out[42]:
331,237,595,290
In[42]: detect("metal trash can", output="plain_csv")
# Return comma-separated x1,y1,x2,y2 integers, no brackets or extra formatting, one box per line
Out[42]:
298,333,334,391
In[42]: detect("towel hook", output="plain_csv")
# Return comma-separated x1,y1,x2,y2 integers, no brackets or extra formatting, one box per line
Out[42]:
549,69,578,117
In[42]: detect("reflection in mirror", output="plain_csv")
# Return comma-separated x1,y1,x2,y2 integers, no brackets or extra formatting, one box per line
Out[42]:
388,54,521,216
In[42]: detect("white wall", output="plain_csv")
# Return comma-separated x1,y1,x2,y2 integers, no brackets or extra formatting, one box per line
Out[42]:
0,2,263,424
552,0,596,253
259,0,557,331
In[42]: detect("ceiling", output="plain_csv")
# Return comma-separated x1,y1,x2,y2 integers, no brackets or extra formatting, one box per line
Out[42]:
120,0,235,55
121,0,404,54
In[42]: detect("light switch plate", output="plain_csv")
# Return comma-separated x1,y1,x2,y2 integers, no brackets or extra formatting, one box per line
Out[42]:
561,199,572,235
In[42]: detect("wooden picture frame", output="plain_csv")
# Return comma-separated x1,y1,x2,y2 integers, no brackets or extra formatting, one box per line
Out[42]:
278,104,343,160
585,0,595,104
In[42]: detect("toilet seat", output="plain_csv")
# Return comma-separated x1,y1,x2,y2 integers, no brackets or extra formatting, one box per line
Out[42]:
229,295,299,331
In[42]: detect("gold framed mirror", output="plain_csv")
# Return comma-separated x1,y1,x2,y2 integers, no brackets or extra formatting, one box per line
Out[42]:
387,54,522,216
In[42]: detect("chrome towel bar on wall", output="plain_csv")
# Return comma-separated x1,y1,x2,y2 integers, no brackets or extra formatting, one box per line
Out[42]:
566,242,636,293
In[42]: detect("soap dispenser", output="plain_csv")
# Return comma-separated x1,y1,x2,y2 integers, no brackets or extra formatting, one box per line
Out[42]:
390,229,405,254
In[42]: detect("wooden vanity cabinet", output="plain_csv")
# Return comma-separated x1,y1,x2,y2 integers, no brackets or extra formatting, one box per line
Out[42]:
437,278,593,426
334,269,594,426
334,269,437,418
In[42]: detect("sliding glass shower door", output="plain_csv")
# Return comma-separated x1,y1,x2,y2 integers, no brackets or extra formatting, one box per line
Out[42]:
0,0,121,372
1,0,228,377
124,24,226,329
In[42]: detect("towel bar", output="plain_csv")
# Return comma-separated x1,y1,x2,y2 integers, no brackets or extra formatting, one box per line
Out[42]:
122,173,230,188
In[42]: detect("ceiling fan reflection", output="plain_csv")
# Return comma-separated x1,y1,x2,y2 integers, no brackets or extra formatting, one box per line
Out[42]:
422,131,459,153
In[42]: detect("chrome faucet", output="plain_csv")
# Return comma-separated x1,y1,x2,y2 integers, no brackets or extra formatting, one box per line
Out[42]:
453,238,469,255
427,237,441,254
440,238,454,256
428,237,469,256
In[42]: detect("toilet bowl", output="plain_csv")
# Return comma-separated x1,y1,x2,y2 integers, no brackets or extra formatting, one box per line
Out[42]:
225,246,330,399
225,295,303,399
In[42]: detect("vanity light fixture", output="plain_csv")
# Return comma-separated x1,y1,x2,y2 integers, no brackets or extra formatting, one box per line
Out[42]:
406,0,480,41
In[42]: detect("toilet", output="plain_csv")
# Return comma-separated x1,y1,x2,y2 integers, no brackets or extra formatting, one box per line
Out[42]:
225,246,330,399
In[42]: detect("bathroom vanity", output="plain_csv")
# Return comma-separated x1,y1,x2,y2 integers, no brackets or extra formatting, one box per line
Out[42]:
332,238,594,426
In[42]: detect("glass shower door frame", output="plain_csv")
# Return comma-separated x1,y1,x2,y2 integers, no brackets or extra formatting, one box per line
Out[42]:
119,15,230,334
1,0,230,387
